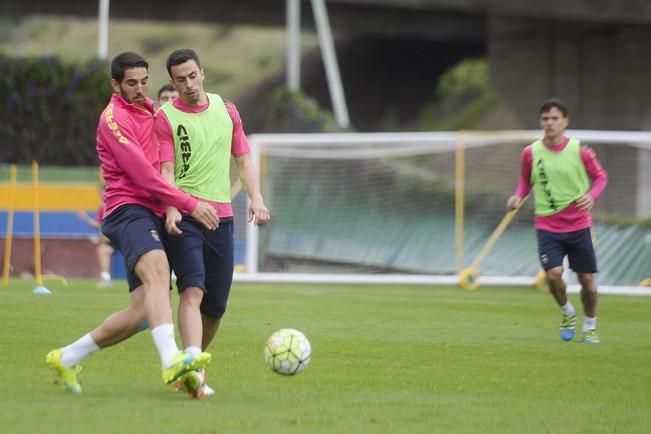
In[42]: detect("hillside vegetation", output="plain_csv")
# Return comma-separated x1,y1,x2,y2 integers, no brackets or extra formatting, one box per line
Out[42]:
0,15,316,100
0,15,519,134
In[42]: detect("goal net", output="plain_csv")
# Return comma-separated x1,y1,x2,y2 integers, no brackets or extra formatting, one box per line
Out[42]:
233,131,651,292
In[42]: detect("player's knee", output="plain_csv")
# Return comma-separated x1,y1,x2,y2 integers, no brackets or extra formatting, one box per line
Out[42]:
180,286,204,307
546,267,563,281
577,273,595,289
137,253,170,288
142,273,169,291
201,304,226,320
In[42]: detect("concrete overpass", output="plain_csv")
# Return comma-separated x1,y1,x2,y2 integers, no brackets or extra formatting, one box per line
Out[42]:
3,1,651,34
2,0,651,129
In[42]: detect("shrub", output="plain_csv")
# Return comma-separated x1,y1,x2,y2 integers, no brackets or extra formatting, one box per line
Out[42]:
0,53,111,165
263,88,343,133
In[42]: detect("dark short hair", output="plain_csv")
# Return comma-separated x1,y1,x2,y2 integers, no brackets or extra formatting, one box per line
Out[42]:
166,48,201,77
539,98,568,117
110,52,149,83
157,83,176,99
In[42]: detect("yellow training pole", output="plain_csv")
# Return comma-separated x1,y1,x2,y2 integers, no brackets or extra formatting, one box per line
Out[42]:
32,161,44,287
2,164,17,286
31,162,66,292
459,196,528,290
468,202,525,271
454,132,466,274
42,273,69,288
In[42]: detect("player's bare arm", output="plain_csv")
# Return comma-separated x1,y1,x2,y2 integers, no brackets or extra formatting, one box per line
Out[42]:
235,154,270,225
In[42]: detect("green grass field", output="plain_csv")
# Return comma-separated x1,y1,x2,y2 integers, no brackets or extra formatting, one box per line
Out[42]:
1,279,650,434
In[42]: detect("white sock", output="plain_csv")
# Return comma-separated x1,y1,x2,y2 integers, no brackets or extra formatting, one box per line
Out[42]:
583,316,597,332
60,333,100,367
151,324,180,368
184,345,202,357
100,271,111,281
561,302,576,317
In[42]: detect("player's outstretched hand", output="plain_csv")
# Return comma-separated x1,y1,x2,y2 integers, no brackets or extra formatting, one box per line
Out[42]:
249,197,270,226
165,206,183,235
192,201,219,231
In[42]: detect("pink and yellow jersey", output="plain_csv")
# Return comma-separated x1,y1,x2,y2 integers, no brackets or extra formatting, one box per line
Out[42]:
96,93,198,217
513,137,608,233
155,96,251,218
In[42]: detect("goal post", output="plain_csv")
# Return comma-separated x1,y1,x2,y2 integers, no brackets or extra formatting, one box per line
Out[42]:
236,130,651,294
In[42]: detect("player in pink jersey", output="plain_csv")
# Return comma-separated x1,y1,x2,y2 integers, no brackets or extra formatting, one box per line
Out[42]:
47,52,220,394
156,48,270,398
507,98,608,344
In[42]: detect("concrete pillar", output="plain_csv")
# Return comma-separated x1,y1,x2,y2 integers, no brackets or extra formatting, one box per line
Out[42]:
637,149,651,217
488,15,651,130
488,16,651,217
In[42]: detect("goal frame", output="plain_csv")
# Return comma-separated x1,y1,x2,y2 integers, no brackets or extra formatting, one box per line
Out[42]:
239,130,651,295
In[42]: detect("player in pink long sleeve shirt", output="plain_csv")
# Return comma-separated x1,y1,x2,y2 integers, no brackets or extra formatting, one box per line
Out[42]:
47,52,218,395
97,92,196,217
507,98,608,344
510,140,608,234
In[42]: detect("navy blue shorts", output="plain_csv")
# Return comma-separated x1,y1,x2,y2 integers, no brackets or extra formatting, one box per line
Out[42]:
536,228,597,273
102,204,166,291
164,216,234,319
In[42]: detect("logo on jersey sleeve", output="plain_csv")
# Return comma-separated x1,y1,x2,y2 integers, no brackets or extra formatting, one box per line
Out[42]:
105,104,129,145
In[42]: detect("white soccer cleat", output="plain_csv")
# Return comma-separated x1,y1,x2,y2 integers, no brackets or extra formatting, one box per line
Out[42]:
200,382,215,396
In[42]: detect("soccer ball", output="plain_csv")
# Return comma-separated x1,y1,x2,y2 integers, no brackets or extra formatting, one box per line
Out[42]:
263,328,312,376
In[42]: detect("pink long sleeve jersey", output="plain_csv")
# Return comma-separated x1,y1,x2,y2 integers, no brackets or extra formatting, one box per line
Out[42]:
513,137,608,233
96,94,198,218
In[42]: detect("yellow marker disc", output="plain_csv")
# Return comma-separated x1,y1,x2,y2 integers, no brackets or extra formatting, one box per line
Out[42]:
459,267,480,291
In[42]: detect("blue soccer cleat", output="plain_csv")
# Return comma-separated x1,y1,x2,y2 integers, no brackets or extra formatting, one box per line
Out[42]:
560,313,576,341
